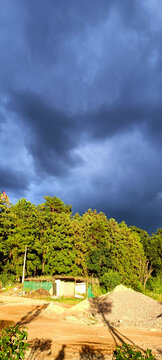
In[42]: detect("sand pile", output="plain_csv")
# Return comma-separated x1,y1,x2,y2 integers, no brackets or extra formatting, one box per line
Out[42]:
43,302,66,317
67,299,90,315
41,299,90,319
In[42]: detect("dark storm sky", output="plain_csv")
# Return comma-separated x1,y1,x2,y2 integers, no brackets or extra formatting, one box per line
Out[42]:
0,0,162,232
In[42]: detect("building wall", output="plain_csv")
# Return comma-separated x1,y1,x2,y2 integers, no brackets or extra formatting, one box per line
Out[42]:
23,279,87,298
23,281,53,293
59,281,75,297
75,282,86,297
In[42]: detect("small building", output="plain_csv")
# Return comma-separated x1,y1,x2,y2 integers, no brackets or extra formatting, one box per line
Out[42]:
23,276,98,298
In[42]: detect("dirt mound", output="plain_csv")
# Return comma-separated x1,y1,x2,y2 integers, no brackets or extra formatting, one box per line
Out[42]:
27,288,50,297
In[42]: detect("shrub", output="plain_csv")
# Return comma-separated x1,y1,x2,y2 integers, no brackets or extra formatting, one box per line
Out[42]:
147,275,162,294
0,325,29,359
130,279,144,293
100,270,121,292
91,283,102,297
113,343,156,360
0,273,16,287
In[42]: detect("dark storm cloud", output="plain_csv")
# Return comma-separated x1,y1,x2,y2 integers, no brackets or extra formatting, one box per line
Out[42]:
6,89,148,178
20,0,115,75
98,169,162,233
89,104,162,145
7,88,162,150
8,90,84,176
0,166,29,193
9,90,74,153
0,0,162,231
0,110,5,129
6,84,162,218
69,132,162,233
84,104,144,139
24,0,148,51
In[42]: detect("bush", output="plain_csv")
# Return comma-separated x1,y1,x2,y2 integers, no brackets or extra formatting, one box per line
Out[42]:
113,343,156,360
91,283,102,297
100,270,121,292
0,325,29,359
0,273,16,288
146,275,162,294
130,279,144,293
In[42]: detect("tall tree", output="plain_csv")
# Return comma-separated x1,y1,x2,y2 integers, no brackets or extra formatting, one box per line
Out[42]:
107,220,146,288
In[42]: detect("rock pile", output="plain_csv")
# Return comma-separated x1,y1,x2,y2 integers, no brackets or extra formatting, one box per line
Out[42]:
102,285,162,328
67,285,162,329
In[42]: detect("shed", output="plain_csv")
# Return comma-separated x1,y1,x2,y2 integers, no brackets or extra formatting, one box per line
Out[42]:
23,276,98,298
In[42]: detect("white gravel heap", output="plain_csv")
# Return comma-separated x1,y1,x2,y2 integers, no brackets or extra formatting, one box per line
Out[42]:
68,285,162,329
99,285,162,328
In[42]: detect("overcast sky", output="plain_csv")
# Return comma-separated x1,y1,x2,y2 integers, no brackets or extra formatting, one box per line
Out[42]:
0,0,162,233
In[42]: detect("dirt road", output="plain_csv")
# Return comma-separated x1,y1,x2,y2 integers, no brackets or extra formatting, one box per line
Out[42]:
0,297,161,359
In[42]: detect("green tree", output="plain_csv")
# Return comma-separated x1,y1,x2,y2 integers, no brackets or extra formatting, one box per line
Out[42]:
144,230,162,277
71,213,88,276
130,226,162,278
100,270,121,292
107,220,146,289
81,210,111,277
44,196,72,214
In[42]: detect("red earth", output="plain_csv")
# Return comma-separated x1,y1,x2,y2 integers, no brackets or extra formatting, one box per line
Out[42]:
0,301,161,359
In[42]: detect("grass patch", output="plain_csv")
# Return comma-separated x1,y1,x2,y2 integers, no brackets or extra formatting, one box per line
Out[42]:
37,296,83,305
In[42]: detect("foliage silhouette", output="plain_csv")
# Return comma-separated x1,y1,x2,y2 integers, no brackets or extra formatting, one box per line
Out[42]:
16,304,48,327
79,345,105,360
27,338,52,360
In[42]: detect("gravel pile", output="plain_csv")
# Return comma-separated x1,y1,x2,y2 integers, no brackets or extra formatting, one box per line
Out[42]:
112,284,133,292
67,285,162,329
91,285,162,329
96,286,162,329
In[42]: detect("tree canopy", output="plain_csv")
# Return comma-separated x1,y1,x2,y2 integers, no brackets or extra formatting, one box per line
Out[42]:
0,195,161,290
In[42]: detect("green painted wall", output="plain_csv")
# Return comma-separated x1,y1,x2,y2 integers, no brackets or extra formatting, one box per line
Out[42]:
23,281,53,292
88,283,94,298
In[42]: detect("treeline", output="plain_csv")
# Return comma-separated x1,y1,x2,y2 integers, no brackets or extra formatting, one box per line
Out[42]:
0,195,161,291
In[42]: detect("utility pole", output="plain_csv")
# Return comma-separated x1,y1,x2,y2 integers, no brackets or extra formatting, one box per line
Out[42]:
22,246,27,283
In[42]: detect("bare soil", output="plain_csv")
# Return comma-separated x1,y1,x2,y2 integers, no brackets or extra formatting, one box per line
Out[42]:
0,295,161,360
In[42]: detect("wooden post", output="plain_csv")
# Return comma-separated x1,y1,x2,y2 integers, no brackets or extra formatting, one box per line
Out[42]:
22,246,27,283
74,277,76,298
86,277,88,298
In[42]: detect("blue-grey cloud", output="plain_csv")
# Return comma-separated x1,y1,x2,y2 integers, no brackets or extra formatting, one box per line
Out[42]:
0,0,162,232
0,166,30,193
